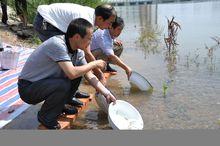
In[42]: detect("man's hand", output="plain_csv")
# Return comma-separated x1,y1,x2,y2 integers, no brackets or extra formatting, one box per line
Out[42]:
114,39,123,46
105,92,116,104
94,60,106,71
126,66,132,80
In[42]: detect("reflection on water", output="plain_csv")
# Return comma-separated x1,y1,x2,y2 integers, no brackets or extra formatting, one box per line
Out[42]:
136,24,164,57
74,1,220,129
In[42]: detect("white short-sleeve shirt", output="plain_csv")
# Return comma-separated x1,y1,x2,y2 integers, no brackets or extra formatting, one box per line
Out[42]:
90,29,114,56
37,3,95,33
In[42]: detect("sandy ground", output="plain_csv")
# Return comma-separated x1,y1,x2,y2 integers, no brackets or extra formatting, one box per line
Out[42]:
0,23,37,48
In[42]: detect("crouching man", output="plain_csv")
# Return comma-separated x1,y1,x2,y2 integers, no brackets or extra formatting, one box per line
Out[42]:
91,16,132,79
17,18,116,129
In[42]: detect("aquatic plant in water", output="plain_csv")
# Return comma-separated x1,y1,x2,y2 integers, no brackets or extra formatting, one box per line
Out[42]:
164,16,181,55
162,79,173,97
136,24,163,55
163,17,181,74
162,82,168,97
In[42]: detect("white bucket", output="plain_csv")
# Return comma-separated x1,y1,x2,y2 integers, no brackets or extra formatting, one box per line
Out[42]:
108,100,144,130
129,71,153,91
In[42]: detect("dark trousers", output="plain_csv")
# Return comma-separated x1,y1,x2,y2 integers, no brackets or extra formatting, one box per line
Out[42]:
1,0,8,24
33,13,64,42
18,77,82,122
15,0,27,15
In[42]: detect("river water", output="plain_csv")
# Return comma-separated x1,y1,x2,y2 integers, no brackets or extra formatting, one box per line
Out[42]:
73,0,220,129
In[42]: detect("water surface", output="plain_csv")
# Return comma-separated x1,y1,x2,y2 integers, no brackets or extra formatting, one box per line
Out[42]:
74,0,220,129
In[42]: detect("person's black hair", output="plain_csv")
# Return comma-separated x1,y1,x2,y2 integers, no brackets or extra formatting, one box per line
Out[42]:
95,4,117,20
65,18,93,39
112,16,124,29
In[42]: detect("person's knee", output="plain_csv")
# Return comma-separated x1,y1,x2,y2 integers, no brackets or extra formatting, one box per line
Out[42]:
72,77,82,83
56,79,72,93
114,45,123,57
70,77,82,90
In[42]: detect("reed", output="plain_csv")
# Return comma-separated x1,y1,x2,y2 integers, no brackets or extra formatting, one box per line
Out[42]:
164,16,181,55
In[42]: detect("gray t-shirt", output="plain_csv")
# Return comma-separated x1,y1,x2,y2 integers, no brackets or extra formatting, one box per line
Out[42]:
19,35,87,82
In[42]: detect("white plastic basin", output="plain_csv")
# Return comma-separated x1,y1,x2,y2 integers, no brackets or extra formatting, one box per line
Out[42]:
108,100,144,130
129,71,153,91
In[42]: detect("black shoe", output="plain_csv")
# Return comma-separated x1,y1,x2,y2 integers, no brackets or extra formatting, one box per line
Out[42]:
75,91,90,98
37,112,61,129
106,63,117,73
67,98,83,107
62,104,78,115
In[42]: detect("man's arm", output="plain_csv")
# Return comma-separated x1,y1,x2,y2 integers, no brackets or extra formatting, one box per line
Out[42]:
84,71,116,103
107,54,132,79
58,60,106,80
84,46,106,85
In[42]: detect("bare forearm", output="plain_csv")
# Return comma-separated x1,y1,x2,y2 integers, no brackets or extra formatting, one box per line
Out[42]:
68,62,98,79
85,72,110,96
93,67,105,80
85,51,96,62
85,49,105,81
59,61,102,80
86,72,116,103
109,55,129,71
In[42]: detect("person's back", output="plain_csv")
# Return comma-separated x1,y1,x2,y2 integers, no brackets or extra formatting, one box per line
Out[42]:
37,3,95,33
19,35,85,82
33,3,116,42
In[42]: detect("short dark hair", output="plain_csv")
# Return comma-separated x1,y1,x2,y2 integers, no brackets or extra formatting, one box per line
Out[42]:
112,16,124,29
95,4,117,20
65,18,93,39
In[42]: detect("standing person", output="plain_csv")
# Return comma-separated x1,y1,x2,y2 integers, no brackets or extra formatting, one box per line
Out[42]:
15,0,27,27
0,0,8,25
91,17,132,79
18,18,116,129
33,3,117,90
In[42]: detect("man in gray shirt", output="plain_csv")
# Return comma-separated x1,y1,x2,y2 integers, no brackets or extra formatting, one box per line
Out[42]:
18,18,116,129
33,3,117,92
